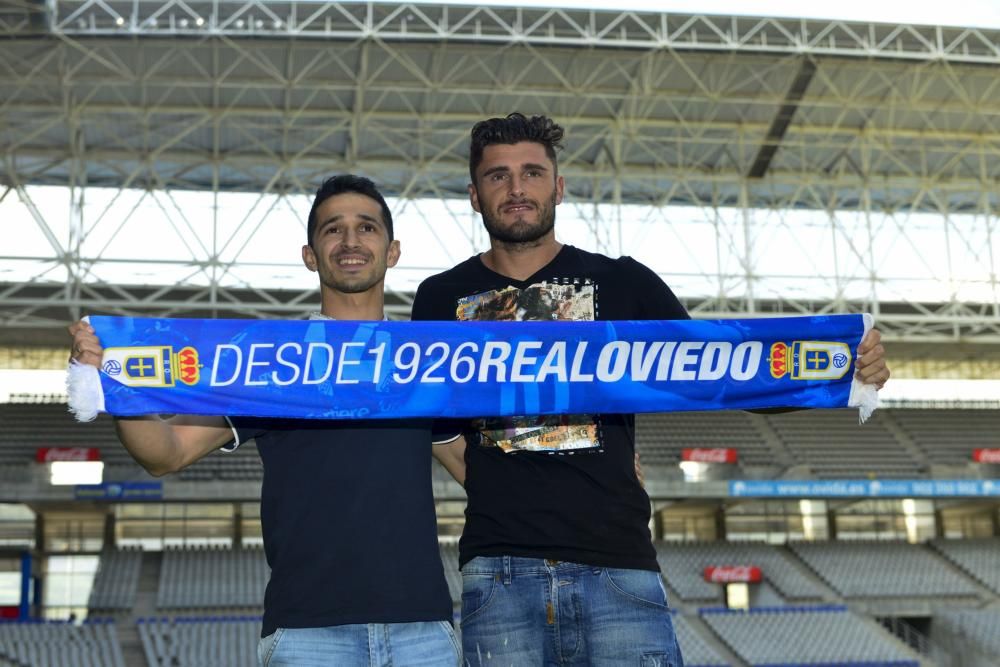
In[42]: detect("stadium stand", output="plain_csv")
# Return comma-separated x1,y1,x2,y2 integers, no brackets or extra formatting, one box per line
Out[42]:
635,411,782,467
932,607,1000,662
0,404,117,447
2,401,998,666
0,619,126,667
6,402,998,482
156,546,268,609
763,410,925,479
889,409,998,467
137,616,260,667
0,403,262,482
789,540,981,598
656,541,826,602
929,538,1000,594
174,440,262,483
670,613,729,667
87,547,142,611
636,407,998,479
0,403,148,482
701,606,919,666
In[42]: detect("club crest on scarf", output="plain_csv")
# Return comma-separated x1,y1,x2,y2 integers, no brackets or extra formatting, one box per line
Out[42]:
102,346,201,387
768,341,852,381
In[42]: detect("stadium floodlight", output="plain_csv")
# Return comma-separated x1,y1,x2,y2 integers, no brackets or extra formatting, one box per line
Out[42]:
49,461,104,486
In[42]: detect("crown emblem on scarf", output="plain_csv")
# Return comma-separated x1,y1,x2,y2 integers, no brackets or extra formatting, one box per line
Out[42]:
769,340,851,381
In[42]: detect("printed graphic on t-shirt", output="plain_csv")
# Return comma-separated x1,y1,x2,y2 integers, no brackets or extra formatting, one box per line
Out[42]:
456,281,594,321
456,278,602,454
476,414,599,453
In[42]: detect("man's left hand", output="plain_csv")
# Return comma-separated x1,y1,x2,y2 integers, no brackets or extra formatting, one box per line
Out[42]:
855,328,890,390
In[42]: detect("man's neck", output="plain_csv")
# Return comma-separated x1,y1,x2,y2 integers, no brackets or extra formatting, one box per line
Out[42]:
481,239,563,281
319,291,385,321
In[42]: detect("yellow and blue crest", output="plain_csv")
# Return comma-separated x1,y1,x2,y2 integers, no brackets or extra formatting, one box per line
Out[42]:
101,346,201,387
769,340,852,380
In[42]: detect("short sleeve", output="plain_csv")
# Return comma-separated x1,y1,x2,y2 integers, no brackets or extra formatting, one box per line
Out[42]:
222,416,268,452
410,282,435,321
411,278,458,322
431,419,464,445
622,257,690,321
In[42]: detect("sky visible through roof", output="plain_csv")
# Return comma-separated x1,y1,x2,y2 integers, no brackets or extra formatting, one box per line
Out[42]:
398,0,1000,30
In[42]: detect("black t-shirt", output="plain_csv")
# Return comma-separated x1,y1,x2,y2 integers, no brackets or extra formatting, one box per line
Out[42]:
411,245,689,571
227,418,453,637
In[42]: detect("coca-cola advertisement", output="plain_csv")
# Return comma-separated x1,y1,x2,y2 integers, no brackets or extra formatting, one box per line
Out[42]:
681,448,738,464
704,565,762,583
973,448,1000,464
34,447,101,463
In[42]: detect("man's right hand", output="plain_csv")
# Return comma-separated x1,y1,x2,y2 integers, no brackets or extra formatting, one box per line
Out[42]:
68,319,104,368
67,319,234,476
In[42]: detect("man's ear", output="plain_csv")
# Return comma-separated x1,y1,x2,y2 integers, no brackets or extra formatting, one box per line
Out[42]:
555,174,565,205
386,239,401,268
468,182,482,213
302,244,318,272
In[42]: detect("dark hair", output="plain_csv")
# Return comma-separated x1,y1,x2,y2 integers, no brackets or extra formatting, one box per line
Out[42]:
306,174,394,246
469,113,564,184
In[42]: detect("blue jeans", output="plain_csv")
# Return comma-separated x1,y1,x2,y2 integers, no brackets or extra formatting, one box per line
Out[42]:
257,621,461,666
460,556,684,666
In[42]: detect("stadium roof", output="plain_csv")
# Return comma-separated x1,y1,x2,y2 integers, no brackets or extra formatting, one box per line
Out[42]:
2,1,1000,354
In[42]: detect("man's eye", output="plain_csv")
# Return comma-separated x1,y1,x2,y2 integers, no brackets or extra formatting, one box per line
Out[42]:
362,224,376,232
490,173,508,182
525,170,541,177
325,227,339,234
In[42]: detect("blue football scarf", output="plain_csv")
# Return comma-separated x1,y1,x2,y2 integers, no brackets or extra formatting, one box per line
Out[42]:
67,314,877,422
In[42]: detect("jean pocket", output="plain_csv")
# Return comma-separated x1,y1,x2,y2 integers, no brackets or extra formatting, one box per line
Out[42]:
603,568,669,610
257,628,285,667
438,620,462,664
460,573,498,625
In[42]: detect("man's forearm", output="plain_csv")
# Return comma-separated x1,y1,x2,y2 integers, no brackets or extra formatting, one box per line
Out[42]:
112,414,230,477
113,416,187,476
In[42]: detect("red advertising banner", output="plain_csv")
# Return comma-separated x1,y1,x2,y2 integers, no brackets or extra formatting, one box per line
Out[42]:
682,448,738,464
35,447,101,463
704,565,762,583
0,606,19,619
973,449,1000,463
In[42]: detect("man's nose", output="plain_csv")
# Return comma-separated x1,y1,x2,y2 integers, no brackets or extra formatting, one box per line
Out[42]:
508,175,525,197
341,227,360,247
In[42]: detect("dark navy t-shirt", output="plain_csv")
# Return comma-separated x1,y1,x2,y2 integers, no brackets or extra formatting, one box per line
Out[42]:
227,417,453,637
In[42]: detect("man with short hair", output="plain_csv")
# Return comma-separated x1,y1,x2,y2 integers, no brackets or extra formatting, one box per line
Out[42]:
413,113,890,665
70,175,462,667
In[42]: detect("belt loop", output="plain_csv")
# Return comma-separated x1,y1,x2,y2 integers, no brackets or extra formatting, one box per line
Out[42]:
502,556,512,585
